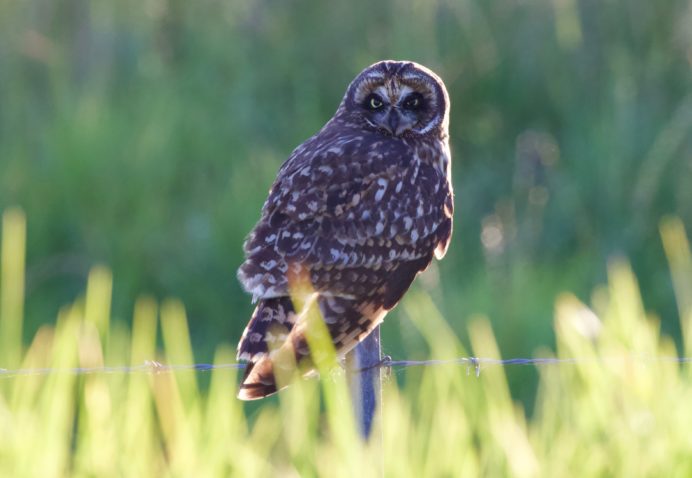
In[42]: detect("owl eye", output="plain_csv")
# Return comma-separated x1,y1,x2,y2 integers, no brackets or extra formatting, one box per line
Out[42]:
402,93,424,111
365,94,384,110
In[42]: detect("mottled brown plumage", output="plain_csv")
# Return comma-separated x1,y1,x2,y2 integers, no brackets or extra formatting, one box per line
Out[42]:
236,60,453,400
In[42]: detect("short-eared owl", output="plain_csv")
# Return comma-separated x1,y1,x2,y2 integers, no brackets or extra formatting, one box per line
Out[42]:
236,60,453,400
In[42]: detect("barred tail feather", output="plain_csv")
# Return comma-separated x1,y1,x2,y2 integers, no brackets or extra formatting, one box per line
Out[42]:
237,297,297,400
238,358,279,400
237,297,296,361
236,265,425,400
237,295,390,400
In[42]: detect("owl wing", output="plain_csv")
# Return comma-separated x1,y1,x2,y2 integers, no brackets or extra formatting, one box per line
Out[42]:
238,132,453,302
236,134,452,398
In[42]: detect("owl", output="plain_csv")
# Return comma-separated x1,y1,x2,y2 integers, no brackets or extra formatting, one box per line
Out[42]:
236,60,453,400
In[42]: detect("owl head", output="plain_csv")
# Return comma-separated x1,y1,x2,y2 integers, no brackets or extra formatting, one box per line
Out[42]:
337,60,450,138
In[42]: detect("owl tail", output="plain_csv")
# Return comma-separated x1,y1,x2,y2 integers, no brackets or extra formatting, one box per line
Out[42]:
238,357,279,400
238,339,306,400
237,294,390,400
237,297,299,400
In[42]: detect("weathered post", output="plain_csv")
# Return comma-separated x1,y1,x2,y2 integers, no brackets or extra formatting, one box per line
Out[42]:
345,325,382,439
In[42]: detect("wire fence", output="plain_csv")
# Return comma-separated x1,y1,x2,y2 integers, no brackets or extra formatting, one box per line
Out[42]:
1,355,691,379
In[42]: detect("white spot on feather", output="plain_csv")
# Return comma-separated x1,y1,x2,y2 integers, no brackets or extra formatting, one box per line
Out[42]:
375,178,388,202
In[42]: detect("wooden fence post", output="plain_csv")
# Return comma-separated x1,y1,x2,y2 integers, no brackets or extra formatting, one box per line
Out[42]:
345,325,382,439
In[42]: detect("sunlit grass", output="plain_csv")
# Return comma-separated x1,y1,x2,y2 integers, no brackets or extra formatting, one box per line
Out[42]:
1,207,691,477
2,0,690,385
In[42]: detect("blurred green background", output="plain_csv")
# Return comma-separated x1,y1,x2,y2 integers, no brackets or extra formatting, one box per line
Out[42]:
0,0,690,406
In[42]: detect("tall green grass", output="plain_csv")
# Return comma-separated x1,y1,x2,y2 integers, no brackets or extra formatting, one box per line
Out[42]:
2,209,691,477
1,2,690,408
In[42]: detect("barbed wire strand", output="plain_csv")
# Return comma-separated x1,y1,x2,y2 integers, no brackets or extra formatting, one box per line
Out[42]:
0,355,690,379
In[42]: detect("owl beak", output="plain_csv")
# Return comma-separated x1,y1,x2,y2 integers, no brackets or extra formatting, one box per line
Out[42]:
385,110,404,136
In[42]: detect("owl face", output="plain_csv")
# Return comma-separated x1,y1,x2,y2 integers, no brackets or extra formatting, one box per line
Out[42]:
339,60,449,138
